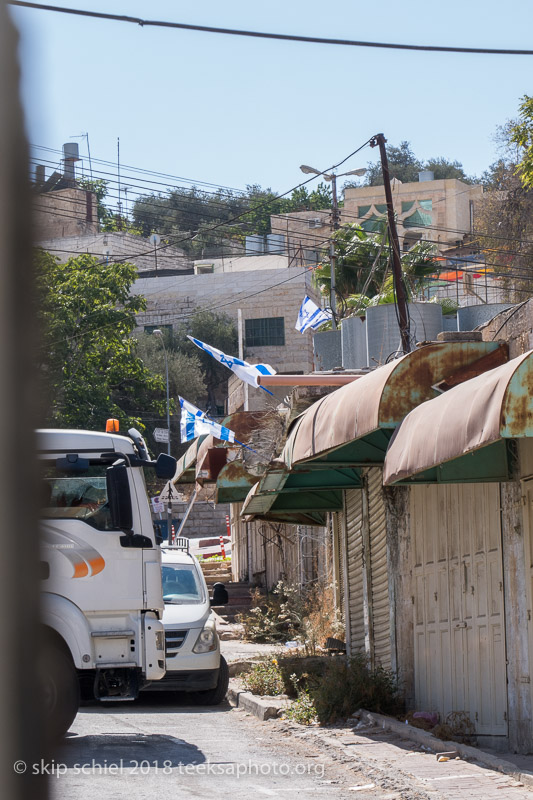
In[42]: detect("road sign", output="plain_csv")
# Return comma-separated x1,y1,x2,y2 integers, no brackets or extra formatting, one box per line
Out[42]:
153,427,169,443
151,496,165,514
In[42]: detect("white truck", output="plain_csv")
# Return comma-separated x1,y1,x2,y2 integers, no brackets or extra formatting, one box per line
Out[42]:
38,425,176,739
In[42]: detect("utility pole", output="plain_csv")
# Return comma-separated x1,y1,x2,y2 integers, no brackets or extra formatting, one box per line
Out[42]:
370,134,411,353
329,174,340,330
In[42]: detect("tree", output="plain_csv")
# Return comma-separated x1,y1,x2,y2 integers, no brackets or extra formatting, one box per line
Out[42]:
313,221,439,320
35,249,165,433
364,141,473,186
176,311,238,412
475,114,533,299
131,183,333,256
78,177,142,234
510,95,533,190
135,331,207,457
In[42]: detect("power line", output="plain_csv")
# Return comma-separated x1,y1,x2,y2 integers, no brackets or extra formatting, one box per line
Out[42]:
10,2,533,56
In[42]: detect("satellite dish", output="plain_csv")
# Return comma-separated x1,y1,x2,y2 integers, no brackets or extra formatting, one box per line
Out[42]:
149,233,161,246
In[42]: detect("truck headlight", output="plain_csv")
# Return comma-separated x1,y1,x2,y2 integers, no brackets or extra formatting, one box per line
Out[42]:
155,630,165,652
192,621,217,654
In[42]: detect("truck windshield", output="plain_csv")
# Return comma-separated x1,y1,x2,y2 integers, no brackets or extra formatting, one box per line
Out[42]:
162,564,205,605
41,466,115,532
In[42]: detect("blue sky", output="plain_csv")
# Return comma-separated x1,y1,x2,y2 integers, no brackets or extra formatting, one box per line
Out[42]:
9,0,533,203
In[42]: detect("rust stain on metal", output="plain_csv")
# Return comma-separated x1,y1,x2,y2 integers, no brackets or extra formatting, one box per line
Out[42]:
434,344,509,392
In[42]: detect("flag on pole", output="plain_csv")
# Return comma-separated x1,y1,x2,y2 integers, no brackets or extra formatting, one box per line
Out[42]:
295,296,332,334
187,336,276,388
179,397,235,444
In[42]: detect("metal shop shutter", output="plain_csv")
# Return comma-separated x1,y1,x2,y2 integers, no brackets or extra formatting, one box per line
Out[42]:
367,468,392,670
411,483,507,737
344,488,365,655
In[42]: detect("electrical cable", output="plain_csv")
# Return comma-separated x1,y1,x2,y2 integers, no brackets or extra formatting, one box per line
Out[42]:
10,2,533,56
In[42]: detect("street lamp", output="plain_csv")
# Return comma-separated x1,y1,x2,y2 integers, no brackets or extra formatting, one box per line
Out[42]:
153,329,170,456
300,165,366,328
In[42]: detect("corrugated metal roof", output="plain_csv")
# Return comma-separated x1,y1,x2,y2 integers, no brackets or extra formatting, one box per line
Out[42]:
383,349,533,485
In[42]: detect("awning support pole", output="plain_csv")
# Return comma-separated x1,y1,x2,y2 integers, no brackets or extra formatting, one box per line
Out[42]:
175,486,199,538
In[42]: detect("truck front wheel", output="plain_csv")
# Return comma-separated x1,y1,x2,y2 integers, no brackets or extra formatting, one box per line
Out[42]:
39,642,79,740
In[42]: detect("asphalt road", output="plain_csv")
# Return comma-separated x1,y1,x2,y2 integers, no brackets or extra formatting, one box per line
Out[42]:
45,695,361,799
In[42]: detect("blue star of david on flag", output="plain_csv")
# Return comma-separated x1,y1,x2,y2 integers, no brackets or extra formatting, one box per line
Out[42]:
179,397,236,444
187,336,276,388
295,296,332,334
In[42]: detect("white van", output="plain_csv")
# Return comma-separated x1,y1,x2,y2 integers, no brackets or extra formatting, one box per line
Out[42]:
143,539,229,704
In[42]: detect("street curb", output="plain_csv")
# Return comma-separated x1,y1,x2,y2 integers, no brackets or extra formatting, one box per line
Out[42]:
227,659,259,677
357,709,533,790
227,680,290,721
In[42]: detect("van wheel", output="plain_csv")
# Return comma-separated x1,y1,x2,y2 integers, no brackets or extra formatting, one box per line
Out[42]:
191,656,229,706
40,643,80,740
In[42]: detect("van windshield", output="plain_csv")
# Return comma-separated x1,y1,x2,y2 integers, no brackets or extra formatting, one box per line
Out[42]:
162,563,205,605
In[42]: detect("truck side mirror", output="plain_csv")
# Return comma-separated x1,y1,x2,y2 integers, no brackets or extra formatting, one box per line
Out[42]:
210,582,229,606
107,464,133,532
155,453,177,480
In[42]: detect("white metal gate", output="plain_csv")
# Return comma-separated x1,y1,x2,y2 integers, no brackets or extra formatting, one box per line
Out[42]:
343,470,391,668
343,488,365,655
367,468,391,669
411,483,507,736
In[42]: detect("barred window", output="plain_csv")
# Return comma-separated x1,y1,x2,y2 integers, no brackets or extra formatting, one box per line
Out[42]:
245,317,285,347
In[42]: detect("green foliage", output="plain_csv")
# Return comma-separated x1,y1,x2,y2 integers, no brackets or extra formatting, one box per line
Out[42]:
313,223,439,319
135,330,206,454
239,582,304,643
284,674,317,725
475,112,533,295
176,310,238,411
510,95,533,190
78,177,142,234
35,249,165,432
363,141,472,186
310,655,402,724
241,658,285,696
131,183,332,256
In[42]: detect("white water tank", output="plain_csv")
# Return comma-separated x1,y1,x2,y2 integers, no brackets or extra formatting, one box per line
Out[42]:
341,316,368,369
457,303,514,331
266,234,286,254
245,235,265,255
366,302,443,365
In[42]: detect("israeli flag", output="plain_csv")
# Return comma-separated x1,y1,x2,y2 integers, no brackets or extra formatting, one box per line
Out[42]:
295,296,332,334
179,397,236,444
187,336,276,388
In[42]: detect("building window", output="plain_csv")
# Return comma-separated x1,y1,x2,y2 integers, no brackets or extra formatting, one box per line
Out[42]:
245,317,285,347
144,324,173,335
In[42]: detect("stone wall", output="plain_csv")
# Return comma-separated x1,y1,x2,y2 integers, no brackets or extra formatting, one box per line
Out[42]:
34,187,99,240
166,500,230,541
37,230,191,273
132,266,319,375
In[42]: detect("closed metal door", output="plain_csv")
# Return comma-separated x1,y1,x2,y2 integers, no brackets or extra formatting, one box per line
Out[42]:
411,483,507,736
344,488,365,654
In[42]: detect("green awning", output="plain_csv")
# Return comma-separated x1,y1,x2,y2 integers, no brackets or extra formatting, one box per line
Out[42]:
240,468,350,526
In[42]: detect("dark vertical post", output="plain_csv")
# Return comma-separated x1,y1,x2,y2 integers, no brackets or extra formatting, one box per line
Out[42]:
329,174,340,329
370,134,411,353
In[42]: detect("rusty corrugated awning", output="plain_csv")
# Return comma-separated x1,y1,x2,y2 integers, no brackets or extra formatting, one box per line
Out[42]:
383,349,533,485
282,341,508,472
173,436,208,484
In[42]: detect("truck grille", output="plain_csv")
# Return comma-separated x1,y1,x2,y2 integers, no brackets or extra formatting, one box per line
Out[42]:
165,629,188,655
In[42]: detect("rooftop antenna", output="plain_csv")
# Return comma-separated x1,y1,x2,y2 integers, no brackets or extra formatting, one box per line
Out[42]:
117,137,122,222
70,132,93,180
